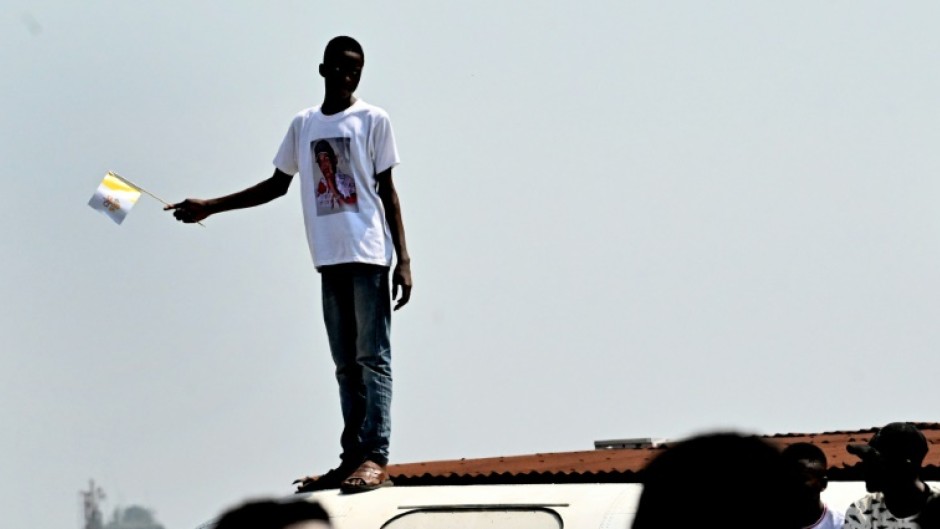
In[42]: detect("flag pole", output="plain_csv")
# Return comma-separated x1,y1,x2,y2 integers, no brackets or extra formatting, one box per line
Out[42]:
109,171,169,206
109,171,205,227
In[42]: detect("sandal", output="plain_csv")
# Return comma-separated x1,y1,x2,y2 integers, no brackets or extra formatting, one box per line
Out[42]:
340,460,393,494
293,465,354,493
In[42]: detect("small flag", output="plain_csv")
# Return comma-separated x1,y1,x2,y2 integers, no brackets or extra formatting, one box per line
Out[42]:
89,172,142,225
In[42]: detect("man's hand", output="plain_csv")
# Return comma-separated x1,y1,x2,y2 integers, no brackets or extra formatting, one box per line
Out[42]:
392,260,412,310
164,198,213,223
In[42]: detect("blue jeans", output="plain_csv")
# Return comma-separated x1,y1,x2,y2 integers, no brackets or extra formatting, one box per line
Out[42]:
320,263,392,467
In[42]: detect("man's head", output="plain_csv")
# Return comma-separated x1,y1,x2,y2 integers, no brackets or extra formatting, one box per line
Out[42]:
847,422,928,493
782,442,828,514
632,433,803,529
319,36,364,96
313,140,337,179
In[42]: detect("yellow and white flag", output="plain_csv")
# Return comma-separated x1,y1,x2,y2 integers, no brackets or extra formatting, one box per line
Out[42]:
88,172,142,225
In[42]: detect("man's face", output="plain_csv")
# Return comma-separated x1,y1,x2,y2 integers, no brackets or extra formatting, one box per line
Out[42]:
797,459,827,497
321,50,363,95
859,451,888,493
316,152,335,179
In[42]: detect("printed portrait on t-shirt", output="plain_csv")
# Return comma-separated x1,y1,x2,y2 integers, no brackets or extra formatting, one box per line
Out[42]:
311,137,358,216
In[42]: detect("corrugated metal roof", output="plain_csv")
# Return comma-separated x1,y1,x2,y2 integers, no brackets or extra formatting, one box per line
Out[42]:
387,422,940,486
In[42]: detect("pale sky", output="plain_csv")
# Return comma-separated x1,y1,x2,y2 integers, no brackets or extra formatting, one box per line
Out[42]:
4,1,940,528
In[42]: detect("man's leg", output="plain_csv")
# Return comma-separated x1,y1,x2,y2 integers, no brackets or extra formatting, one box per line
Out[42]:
338,265,392,493
321,267,367,469
351,265,392,467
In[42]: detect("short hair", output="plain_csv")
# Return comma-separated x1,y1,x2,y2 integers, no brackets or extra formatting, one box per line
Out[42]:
323,36,363,63
782,442,828,467
313,140,337,166
632,433,802,529
214,499,330,529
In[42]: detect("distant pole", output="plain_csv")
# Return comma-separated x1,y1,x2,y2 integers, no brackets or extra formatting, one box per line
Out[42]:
81,480,106,529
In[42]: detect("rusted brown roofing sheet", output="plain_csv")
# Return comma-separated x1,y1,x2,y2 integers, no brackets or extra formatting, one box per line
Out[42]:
387,422,940,486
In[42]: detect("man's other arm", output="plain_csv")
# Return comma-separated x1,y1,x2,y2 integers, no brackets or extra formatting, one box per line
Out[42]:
375,169,412,310
165,169,294,223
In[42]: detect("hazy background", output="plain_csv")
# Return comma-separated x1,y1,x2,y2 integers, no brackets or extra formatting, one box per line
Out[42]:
4,1,940,527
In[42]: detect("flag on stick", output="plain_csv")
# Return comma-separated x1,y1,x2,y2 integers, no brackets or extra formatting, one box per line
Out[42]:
88,171,142,224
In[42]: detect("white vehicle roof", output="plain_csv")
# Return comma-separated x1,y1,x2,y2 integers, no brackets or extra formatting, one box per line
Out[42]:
198,481,906,529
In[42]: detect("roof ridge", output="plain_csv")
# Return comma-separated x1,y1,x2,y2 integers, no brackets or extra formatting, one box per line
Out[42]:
762,422,940,439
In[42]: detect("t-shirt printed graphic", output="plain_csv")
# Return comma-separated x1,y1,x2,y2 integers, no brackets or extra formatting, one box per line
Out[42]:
312,137,358,215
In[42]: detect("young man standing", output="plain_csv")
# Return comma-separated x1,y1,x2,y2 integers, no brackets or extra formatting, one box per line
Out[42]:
166,36,410,493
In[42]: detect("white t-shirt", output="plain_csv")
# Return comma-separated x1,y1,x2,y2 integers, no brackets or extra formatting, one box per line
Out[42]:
273,99,399,268
844,487,940,529
805,505,844,529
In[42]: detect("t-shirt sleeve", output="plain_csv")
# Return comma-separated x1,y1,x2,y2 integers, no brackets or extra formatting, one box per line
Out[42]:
370,111,400,174
273,117,300,175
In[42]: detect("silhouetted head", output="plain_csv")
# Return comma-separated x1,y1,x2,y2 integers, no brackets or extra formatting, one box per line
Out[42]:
782,442,829,522
632,432,802,529
214,499,331,529
319,36,363,96
848,422,927,493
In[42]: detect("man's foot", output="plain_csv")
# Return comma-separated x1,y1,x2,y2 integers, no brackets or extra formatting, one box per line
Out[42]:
293,465,355,493
340,460,393,494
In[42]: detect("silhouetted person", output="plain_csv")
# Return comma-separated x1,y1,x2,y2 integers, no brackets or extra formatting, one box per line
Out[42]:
166,35,410,494
214,499,331,529
781,442,845,529
845,422,939,529
632,432,803,529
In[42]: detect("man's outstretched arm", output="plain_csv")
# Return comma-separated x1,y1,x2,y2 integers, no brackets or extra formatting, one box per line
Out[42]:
375,169,412,310
165,169,294,223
